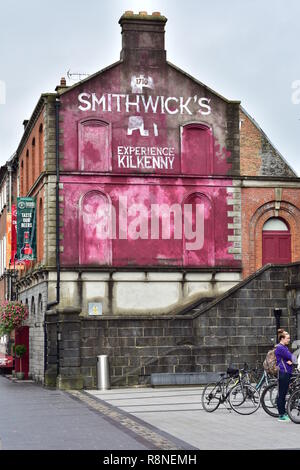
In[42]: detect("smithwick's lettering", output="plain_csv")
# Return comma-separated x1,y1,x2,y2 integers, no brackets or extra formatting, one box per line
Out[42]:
78,92,211,115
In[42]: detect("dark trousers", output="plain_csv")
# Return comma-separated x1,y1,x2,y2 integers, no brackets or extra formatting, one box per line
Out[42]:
277,371,292,416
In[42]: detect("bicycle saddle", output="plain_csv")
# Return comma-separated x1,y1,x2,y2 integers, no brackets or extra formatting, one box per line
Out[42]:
227,367,239,377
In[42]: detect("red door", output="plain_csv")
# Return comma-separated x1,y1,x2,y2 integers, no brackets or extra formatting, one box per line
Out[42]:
15,326,29,379
262,231,291,265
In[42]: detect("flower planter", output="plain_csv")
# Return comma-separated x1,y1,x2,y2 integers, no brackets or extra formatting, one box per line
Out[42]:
0,301,29,336
16,372,25,380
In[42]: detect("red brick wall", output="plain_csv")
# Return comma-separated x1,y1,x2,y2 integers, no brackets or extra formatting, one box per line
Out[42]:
19,113,44,197
240,109,262,176
242,187,300,278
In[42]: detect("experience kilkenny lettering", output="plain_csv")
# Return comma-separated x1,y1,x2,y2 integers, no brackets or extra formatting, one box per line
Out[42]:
117,146,175,170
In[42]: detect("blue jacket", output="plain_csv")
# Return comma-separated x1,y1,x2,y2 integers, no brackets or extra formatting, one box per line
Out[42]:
275,344,293,374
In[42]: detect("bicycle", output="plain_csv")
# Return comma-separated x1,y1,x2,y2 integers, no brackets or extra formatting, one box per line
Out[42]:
247,365,274,393
287,385,300,423
202,366,260,415
261,370,300,418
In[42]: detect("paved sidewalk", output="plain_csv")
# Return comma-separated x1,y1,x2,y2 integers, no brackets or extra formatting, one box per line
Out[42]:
0,375,167,450
86,386,300,450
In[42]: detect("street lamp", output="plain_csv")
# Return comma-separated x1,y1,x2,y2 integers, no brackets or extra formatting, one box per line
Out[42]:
273,308,282,342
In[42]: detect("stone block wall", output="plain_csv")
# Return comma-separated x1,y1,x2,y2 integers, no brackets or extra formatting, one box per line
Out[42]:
18,277,48,383
45,263,298,389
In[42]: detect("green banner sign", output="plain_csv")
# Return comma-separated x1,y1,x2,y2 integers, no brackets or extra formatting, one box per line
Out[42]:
17,197,36,261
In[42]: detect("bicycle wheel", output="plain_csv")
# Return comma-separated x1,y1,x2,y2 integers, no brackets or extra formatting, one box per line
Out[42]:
201,383,221,412
229,383,260,415
261,382,279,417
287,388,300,424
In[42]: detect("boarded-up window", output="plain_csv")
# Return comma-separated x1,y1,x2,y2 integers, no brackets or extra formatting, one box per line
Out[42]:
79,191,112,266
183,193,214,266
181,124,213,175
78,119,111,171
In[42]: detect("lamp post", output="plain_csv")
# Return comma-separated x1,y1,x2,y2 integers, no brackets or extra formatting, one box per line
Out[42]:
273,308,282,343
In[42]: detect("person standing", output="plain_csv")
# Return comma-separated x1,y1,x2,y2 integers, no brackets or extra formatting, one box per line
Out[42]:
275,330,294,422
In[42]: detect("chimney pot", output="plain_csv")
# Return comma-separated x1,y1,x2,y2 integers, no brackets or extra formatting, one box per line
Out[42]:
139,11,148,16
152,12,161,16
55,76,68,92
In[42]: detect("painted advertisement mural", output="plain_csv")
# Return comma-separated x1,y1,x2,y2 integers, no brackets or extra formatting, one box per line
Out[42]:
16,197,36,262
59,61,240,268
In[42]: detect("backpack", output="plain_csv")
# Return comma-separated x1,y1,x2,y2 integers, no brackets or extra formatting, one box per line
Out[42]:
263,347,278,376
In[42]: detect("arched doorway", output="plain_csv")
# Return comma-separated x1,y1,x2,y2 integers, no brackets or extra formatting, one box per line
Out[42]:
262,218,291,265
15,326,29,379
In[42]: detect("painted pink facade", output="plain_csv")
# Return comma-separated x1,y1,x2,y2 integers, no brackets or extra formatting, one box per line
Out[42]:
59,12,240,271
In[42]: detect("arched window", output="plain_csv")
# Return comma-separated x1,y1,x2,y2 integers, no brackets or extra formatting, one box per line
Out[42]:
263,218,289,231
38,198,44,262
78,119,111,171
262,217,291,265
31,296,35,319
181,123,213,175
183,192,214,266
79,191,112,266
32,138,36,182
38,124,43,174
38,293,43,317
25,150,29,194
20,160,24,196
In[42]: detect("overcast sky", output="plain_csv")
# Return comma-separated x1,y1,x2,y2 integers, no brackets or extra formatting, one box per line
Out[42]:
0,0,299,173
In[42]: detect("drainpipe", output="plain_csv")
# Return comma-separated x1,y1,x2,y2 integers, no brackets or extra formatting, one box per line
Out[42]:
45,97,61,376
47,97,61,309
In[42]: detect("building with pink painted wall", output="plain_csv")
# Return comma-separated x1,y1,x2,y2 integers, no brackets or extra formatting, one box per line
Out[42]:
14,11,300,386
54,11,242,318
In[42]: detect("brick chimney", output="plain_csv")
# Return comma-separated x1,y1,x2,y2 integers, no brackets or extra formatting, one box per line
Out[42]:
55,77,68,92
119,11,167,66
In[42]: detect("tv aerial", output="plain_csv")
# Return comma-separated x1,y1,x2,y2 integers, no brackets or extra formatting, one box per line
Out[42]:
67,69,90,83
